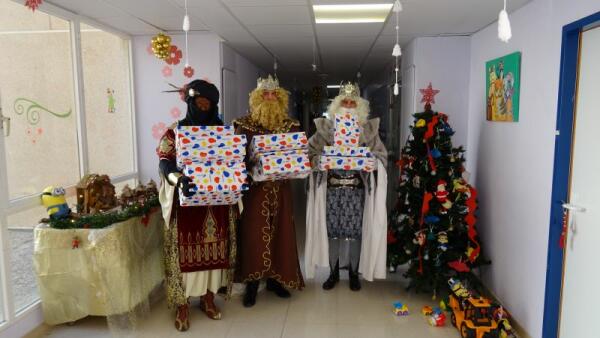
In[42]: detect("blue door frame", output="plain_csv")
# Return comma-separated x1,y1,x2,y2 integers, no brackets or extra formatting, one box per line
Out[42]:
542,11,600,338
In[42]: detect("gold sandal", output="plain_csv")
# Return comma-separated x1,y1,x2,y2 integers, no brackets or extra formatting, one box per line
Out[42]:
200,291,222,320
174,303,190,331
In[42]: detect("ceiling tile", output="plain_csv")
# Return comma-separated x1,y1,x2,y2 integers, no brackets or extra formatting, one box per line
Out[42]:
222,0,307,6
248,24,314,39
47,0,122,19
229,5,311,25
95,16,157,35
316,23,383,38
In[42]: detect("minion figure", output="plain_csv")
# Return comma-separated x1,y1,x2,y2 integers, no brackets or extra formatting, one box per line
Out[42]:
41,186,71,219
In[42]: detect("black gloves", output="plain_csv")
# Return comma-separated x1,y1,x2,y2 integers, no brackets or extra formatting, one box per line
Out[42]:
177,176,196,197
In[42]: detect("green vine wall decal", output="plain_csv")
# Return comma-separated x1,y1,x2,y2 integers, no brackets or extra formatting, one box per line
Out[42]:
13,98,72,125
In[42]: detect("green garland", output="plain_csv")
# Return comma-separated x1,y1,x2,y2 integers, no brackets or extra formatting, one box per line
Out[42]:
48,197,160,229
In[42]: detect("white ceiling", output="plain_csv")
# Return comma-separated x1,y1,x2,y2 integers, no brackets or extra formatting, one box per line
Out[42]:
46,0,531,86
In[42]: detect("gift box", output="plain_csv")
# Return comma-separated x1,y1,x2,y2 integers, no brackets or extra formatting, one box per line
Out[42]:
322,145,372,157
251,151,312,182
176,126,247,167
179,191,242,207
177,142,246,167
179,161,248,206
318,155,375,172
249,132,308,155
176,125,234,142
334,112,361,146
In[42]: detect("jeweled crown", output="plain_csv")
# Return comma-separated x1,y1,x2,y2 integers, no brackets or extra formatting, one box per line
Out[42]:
339,82,360,97
256,75,280,91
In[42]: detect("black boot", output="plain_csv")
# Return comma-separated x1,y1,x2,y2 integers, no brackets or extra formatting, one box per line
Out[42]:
349,267,361,291
322,261,340,290
243,281,259,307
266,278,291,298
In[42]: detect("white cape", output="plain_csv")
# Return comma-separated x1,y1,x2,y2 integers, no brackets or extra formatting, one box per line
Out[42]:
304,160,388,281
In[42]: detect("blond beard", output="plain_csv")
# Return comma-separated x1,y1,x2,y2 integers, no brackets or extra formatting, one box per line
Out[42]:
250,101,288,131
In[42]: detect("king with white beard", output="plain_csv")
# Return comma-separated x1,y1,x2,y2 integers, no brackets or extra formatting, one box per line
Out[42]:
305,83,388,291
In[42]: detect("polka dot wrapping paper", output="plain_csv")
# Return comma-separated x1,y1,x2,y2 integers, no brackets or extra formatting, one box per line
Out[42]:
251,150,312,182
333,112,361,146
178,160,249,207
249,132,308,155
249,132,312,182
176,126,246,167
322,145,372,157
318,155,375,172
175,125,249,206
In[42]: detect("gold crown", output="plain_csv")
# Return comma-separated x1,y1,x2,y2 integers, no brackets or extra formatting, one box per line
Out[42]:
256,75,280,91
339,82,360,97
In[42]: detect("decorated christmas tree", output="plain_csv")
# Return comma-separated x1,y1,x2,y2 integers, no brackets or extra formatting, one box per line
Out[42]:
387,83,488,296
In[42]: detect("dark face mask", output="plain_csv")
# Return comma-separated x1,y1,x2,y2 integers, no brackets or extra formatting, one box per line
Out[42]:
181,96,217,126
178,79,223,127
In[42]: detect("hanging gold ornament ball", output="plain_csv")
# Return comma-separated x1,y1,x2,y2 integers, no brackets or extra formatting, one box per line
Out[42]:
151,32,171,60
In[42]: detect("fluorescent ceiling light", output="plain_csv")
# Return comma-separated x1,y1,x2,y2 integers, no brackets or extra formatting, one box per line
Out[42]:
314,4,393,24
327,85,341,89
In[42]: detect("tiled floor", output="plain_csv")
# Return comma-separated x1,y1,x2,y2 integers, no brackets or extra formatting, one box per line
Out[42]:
26,273,461,338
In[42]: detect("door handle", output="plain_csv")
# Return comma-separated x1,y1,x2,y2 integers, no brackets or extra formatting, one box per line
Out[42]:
562,203,586,213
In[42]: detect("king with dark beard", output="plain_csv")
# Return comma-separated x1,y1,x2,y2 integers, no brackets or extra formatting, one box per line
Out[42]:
157,80,238,331
233,75,305,307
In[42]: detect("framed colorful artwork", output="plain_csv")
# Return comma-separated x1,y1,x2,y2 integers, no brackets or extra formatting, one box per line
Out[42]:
486,51,521,122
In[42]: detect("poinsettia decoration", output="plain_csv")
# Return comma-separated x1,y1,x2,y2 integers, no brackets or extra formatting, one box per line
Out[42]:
165,45,182,65
25,0,43,11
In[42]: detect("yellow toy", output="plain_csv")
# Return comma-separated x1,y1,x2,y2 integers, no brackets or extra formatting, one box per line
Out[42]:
393,302,409,316
422,306,433,316
41,186,71,219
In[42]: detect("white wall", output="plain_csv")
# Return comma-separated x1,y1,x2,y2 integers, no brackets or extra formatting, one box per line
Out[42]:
466,1,600,337
133,32,222,183
221,43,263,123
400,36,471,149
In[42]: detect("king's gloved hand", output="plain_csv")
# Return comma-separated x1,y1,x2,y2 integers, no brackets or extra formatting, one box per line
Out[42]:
177,176,197,197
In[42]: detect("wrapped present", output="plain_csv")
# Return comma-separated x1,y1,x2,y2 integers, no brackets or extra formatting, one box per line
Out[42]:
180,191,242,207
177,142,246,167
179,161,248,206
176,125,234,142
249,132,308,155
176,127,247,167
319,155,375,172
322,145,372,157
334,112,361,146
251,151,311,182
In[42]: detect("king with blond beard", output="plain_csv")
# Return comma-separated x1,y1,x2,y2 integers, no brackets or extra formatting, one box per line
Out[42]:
232,75,305,308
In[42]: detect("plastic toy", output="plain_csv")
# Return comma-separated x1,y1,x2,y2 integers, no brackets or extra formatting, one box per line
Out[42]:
428,308,447,327
422,306,433,316
41,186,71,219
448,278,499,338
393,302,409,316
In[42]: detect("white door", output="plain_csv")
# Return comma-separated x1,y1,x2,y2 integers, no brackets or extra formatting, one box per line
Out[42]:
559,25,600,338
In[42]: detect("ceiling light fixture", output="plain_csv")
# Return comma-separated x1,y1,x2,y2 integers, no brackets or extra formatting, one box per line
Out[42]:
327,85,341,89
314,4,393,24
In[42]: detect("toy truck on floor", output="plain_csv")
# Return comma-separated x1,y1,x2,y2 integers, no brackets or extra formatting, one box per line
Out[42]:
448,278,499,338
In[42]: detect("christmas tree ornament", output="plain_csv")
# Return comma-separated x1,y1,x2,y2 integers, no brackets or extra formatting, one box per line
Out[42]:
72,236,81,249
413,176,421,188
419,82,440,107
498,0,512,43
151,33,171,60
416,119,426,127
